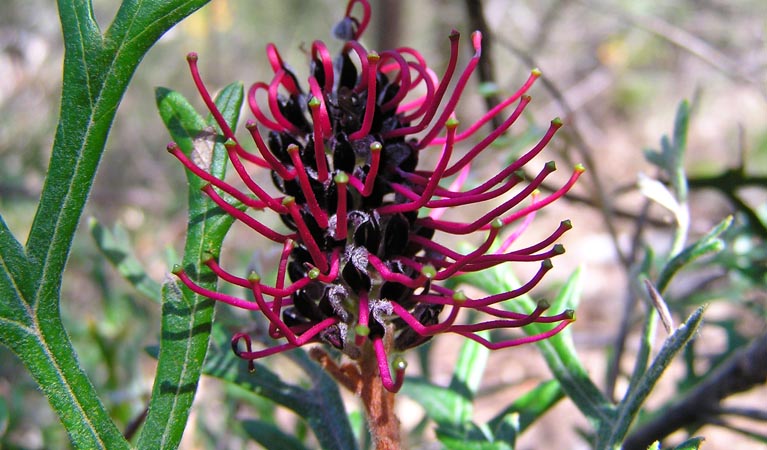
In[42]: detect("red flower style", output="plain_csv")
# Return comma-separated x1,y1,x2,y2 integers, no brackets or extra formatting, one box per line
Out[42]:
171,0,582,392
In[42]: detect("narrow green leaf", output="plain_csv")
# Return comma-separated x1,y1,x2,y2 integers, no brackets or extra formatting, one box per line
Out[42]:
488,379,564,434
138,83,241,449
625,305,658,393
89,218,162,302
0,216,31,300
0,217,34,326
401,377,468,428
0,317,129,449
490,411,519,447
657,216,732,292
242,419,308,450
203,325,358,450
9,0,209,447
671,101,690,171
598,307,706,448
156,87,208,162
347,410,366,445
492,267,616,425
671,436,705,450
437,424,512,450
447,332,490,425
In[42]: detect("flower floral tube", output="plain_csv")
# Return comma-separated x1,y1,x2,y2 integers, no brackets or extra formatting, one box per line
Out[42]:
171,0,582,395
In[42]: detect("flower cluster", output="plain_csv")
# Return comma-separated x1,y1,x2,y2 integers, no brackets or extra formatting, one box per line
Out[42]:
171,0,581,392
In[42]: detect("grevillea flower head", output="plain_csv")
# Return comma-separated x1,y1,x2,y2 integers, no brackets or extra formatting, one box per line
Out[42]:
171,0,582,393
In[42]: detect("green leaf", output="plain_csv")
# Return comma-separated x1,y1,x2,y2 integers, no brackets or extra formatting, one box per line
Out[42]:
401,377,468,428
242,419,308,450
203,325,359,450
657,216,732,292
490,411,519,447
0,216,33,326
0,1,210,448
597,307,706,448
625,303,659,393
447,332,490,425
488,379,564,434
510,267,615,425
137,82,241,449
89,218,162,302
643,100,691,255
671,436,705,450
460,265,614,426
643,100,689,201
436,424,512,450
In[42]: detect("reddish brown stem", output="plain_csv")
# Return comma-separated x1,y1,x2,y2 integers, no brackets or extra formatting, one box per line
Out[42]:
311,340,402,450
359,341,401,450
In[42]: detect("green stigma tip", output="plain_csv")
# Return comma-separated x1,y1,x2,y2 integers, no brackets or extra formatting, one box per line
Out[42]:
445,117,460,128
201,252,214,262
370,141,382,151
575,163,586,173
453,290,467,303
545,160,557,171
552,117,563,126
531,68,542,76
491,218,503,229
553,244,565,255
422,264,437,279
334,172,349,184
537,299,551,309
542,259,554,270
308,96,321,108
224,138,237,147
393,356,407,370
308,268,321,279
171,264,182,274
282,196,296,206
247,271,261,283
355,324,370,336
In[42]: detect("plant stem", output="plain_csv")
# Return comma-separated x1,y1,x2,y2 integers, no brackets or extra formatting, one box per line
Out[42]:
312,342,402,449
359,342,401,450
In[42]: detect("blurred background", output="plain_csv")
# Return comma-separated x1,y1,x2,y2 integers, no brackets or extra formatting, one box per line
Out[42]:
1,0,765,448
